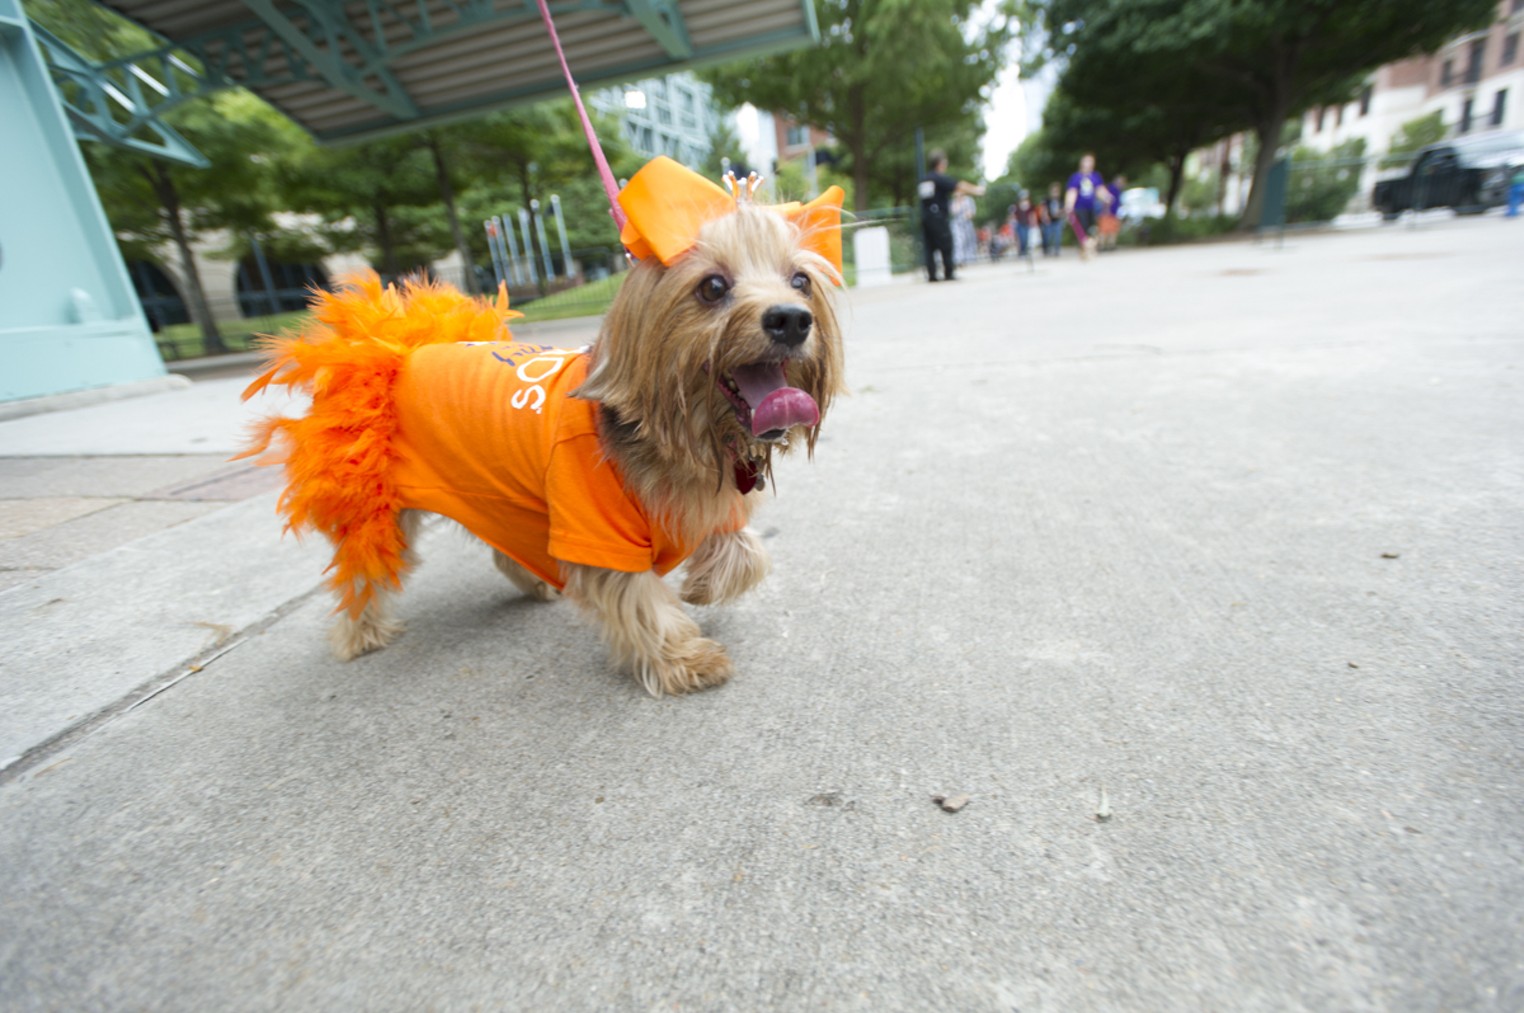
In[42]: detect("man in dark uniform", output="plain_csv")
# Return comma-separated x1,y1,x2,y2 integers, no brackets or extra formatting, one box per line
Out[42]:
918,150,984,282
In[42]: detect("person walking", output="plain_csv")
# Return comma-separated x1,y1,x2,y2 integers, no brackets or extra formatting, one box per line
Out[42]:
1013,194,1040,260
1097,173,1127,251
1064,153,1111,261
1041,183,1065,257
951,191,979,267
918,150,984,282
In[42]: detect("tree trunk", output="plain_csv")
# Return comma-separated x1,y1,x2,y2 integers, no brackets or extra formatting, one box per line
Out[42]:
374,203,399,278
426,133,479,294
851,147,871,213
845,84,870,212
147,163,224,354
1238,46,1298,230
1163,149,1187,216
1239,110,1287,229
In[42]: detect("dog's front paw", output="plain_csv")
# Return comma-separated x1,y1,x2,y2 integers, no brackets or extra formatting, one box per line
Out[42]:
681,528,770,605
638,637,734,696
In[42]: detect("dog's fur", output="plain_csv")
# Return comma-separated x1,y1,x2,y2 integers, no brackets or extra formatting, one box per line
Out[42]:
323,204,843,695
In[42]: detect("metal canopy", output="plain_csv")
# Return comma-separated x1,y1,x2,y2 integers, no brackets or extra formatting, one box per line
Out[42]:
40,0,818,162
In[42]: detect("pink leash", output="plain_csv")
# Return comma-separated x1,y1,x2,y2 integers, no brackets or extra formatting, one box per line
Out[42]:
534,0,628,232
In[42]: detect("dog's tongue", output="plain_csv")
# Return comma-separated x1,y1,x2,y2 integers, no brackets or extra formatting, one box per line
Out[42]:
731,362,819,437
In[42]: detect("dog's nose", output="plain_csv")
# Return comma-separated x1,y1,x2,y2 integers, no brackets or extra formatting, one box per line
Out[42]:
761,304,813,347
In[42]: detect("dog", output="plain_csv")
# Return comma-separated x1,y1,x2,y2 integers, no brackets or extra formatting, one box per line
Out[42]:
241,157,845,696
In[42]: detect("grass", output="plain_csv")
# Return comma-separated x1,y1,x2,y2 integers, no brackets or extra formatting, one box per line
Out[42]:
513,272,627,323
155,309,310,360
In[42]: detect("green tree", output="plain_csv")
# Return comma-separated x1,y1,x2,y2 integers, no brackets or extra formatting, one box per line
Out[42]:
701,0,1017,210
79,91,306,351
1024,0,1497,227
702,119,750,178
1033,2,1250,217
278,134,446,279
444,102,642,285
1380,110,1447,169
1007,130,1072,195
849,116,984,208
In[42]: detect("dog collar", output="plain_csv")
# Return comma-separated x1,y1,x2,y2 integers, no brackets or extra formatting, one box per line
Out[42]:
734,457,762,494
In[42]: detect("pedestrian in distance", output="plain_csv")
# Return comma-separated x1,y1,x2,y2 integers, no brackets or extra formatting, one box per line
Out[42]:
1064,153,1111,261
918,150,985,282
1098,172,1127,252
1041,182,1065,257
1013,193,1041,260
950,191,979,267
1508,166,1524,217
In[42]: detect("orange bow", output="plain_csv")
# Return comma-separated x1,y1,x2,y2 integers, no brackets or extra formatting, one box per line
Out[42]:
617,156,845,281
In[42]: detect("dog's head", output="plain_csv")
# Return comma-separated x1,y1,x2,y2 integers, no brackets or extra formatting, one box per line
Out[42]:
578,197,845,489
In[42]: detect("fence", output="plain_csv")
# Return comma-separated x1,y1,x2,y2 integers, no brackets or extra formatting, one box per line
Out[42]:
147,245,633,361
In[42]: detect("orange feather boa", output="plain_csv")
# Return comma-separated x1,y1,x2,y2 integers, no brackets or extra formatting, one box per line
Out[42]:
238,272,522,617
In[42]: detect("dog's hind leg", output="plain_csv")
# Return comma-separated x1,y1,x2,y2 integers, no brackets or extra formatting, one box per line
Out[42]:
492,550,561,602
329,509,423,660
680,527,770,605
563,564,733,696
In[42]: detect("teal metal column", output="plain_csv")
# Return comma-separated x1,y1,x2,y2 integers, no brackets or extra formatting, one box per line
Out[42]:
0,0,164,403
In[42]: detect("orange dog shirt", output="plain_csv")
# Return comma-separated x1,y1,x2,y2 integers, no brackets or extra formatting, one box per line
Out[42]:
392,340,713,588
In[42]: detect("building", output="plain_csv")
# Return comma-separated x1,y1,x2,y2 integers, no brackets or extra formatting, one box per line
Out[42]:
589,72,725,173
1298,0,1524,203
1185,0,1524,217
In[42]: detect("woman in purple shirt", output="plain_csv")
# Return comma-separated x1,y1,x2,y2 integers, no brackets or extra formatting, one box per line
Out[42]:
1063,153,1111,260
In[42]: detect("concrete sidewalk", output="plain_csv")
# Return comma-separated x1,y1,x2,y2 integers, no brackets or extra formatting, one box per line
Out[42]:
2,217,1521,1009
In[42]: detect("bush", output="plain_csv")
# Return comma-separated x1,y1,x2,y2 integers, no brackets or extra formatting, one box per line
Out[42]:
1381,111,1445,170
1135,214,1237,245
1286,139,1367,223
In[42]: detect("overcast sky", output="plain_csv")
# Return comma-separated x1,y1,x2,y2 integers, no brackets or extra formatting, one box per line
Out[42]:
977,5,1056,180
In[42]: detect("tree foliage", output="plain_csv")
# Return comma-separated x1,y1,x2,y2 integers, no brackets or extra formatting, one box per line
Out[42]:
1022,0,1498,226
1380,111,1447,170
701,0,1016,209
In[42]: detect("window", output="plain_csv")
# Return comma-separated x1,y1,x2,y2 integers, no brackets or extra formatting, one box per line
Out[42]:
1493,88,1508,127
1441,59,1453,87
1315,106,1326,131
1335,104,1344,128
1359,84,1373,116
1505,32,1519,66
1466,39,1485,84
785,123,809,147
1460,97,1474,133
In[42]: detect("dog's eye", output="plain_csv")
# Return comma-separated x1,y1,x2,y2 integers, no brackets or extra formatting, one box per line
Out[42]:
697,274,731,304
790,272,812,297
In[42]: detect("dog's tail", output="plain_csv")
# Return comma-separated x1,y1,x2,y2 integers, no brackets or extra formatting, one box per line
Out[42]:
237,271,520,617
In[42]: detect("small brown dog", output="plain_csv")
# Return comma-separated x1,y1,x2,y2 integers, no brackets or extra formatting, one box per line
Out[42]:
243,162,844,695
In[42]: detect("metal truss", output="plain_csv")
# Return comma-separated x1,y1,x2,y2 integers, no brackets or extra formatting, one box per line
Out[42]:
31,22,209,166
33,0,694,163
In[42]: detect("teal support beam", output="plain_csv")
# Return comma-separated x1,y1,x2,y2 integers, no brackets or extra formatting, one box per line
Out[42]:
28,0,626,159
0,0,165,402
30,23,208,166
239,0,419,121
622,0,692,58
